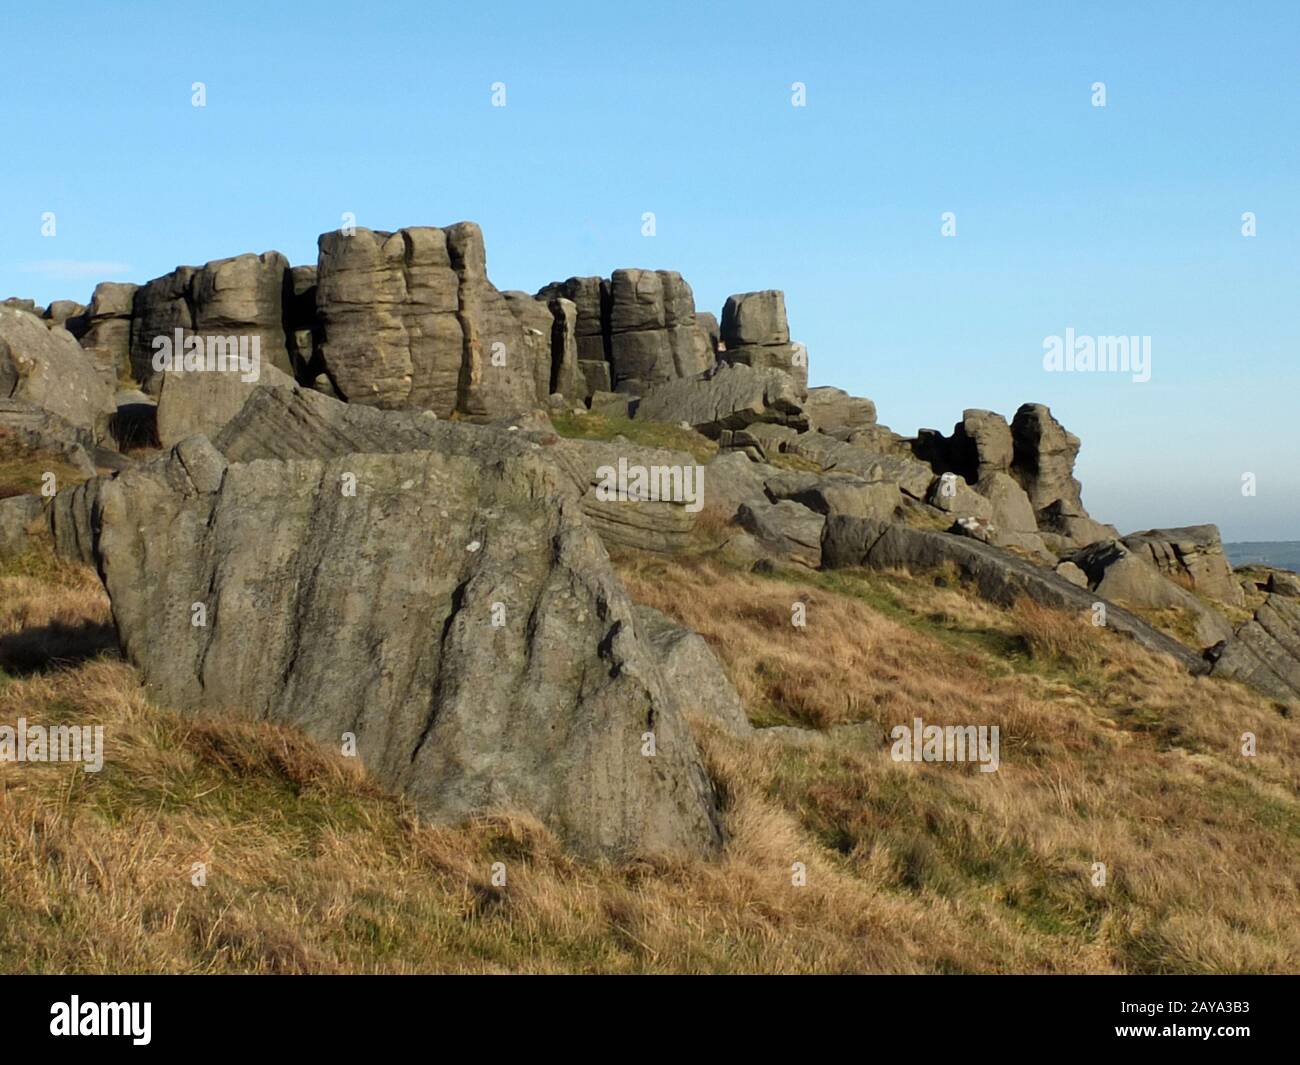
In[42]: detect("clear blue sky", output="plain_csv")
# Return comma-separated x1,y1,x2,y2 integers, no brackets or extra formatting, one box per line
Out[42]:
3,0,1296,540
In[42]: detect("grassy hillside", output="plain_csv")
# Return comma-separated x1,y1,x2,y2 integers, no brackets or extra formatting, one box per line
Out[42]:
2,535,1296,974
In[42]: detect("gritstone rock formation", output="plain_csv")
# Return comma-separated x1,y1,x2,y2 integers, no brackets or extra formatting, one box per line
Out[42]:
1,306,115,438
92,437,724,859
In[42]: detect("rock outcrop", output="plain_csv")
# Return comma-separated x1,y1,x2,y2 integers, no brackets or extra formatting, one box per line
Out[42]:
603,269,711,394
315,224,539,418
1066,539,1234,646
822,518,1207,671
1209,595,1300,706
129,252,294,390
1,307,115,438
1121,525,1245,608
803,387,877,433
633,362,807,437
213,384,701,554
92,437,724,859
155,362,297,448
71,282,138,386
718,290,806,393
1009,403,1085,514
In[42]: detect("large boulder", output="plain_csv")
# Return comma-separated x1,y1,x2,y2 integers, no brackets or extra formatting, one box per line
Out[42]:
803,387,877,433
155,361,297,448
633,362,806,437
92,437,724,859
737,498,824,566
718,290,806,393
1121,525,1245,608
73,282,138,386
1066,539,1234,646
634,605,752,739
1009,403,1085,514
0,306,115,438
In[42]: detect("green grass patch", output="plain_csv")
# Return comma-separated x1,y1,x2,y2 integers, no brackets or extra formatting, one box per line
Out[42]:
550,411,717,464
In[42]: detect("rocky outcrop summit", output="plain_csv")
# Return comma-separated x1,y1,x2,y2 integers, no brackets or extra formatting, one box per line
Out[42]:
6,214,1299,864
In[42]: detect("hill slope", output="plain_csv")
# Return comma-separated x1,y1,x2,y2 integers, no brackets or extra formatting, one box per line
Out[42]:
2,542,1296,974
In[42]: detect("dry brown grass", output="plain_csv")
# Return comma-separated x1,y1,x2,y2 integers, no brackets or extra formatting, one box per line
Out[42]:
1,543,1297,974
0,435,88,500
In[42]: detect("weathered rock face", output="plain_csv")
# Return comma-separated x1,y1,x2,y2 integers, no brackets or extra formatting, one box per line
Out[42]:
0,495,45,557
1010,403,1084,514
314,224,542,419
155,362,297,448
547,296,584,400
73,282,138,386
93,437,724,859
1066,539,1234,646
1036,499,1117,549
1,307,115,438
775,477,907,523
695,312,720,357
0,397,95,454
1210,595,1300,706
803,387,877,433
501,292,585,403
502,290,557,402
536,276,608,366
737,498,825,567
606,268,671,393
775,433,931,500
1121,525,1245,608
955,410,1014,480
128,253,293,390
214,384,701,555
634,605,752,739
633,362,807,437
926,473,994,522
601,269,711,394
718,290,806,393
315,226,460,414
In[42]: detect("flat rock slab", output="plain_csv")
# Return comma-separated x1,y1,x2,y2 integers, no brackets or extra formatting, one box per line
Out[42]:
1210,595,1300,706
822,517,1207,673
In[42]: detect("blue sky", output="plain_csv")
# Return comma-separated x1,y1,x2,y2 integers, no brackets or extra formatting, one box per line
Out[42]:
2,0,1296,539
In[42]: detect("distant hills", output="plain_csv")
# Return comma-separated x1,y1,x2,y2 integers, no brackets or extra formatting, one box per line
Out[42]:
1225,541,1300,572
